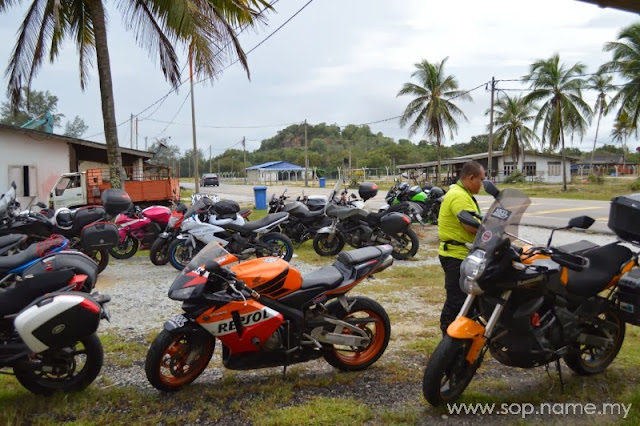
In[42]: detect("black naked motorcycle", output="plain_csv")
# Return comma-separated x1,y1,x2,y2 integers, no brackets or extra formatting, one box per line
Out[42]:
313,181,419,260
422,181,639,406
268,189,332,244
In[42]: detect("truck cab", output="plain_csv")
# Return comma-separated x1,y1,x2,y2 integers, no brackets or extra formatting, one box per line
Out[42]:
50,173,87,209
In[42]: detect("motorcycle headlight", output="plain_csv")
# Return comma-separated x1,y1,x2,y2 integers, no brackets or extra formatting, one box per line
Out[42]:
168,216,179,228
169,286,197,301
462,277,485,295
464,250,486,281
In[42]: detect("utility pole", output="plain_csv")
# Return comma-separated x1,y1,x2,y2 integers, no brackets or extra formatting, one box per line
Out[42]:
135,116,139,150
242,137,247,184
487,76,496,180
130,114,134,148
189,47,200,192
217,158,220,175
145,136,148,151
209,145,212,173
304,120,308,186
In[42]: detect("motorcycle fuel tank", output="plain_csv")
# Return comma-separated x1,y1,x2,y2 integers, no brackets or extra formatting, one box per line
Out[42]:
142,206,171,223
230,257,302,299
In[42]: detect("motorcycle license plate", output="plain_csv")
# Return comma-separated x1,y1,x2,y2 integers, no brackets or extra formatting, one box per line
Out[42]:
167,314,189,328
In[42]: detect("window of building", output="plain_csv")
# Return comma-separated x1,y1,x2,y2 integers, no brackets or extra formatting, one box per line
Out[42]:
8,165,37,197
548,161,561,176
523,162,537,176
503,162,516,176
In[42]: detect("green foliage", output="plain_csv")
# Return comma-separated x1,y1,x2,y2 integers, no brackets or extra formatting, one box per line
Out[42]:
63,115,88,138
630,178,640,191
0,88,63,128
588,174,604,184
504,170,526,183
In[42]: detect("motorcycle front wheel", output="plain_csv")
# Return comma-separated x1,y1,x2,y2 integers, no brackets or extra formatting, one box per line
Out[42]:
258,232,294,261
149,237,171,266
313,232,346,256
422,336,480,406
108,236,139,259
390,229,420,260
323,297,390,371
563,309,625,375
145,329,215,392
87,249,109,274
13,333,104,395
168,239,201,271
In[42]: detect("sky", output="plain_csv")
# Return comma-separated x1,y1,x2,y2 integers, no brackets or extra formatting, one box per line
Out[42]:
0,0,638,158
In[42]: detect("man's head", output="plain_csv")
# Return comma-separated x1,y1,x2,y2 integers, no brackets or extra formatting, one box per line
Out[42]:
459,161,486,194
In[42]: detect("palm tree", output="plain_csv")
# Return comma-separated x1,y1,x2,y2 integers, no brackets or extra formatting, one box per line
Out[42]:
611,109,636,173
601,23,640,131
524,54,592,191
488,94,538,174
585,72,615,175
397,58,472,185
1,0,271,189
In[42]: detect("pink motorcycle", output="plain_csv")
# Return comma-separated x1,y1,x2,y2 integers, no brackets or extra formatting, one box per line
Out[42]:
109,205,171,259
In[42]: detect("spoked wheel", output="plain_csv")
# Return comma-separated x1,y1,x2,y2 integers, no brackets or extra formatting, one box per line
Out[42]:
168,239,200,271
563,309,625,375
108,236,139,259
422,336,480,406
150,237,171,266
390,229,420,260
87,249,109,274
323,297,390,371
14,334,104,395
257,232,294,261
145,329,215,392
313,232,345,256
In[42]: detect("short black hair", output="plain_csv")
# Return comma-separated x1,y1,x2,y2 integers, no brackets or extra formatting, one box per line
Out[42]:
460,161,484,179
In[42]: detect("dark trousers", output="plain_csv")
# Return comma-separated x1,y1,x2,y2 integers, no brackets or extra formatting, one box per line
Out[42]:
439,255,466,334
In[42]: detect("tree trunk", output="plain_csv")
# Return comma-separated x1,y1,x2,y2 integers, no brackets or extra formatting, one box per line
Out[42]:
561,130,567,192
589,108,603,176
87,1,124,189
436,135,441,186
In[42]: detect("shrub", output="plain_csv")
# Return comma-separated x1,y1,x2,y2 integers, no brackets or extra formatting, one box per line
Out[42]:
588,174,604,184
504,170,525,184
629,178,640,191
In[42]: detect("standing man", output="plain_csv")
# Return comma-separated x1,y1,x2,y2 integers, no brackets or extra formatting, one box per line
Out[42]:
438,160,485,334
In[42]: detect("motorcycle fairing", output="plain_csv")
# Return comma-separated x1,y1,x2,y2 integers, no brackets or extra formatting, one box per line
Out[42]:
230,258,302,299
446,316,486,363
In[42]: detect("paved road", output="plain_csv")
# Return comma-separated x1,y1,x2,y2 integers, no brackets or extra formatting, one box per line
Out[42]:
183,181,617,235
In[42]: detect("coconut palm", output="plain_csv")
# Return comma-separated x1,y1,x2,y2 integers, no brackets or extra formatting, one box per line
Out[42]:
488,94,538,173
601,23,640,131
397,58,472,184
0,0,271,188
586,72,616,174
524,54,592,191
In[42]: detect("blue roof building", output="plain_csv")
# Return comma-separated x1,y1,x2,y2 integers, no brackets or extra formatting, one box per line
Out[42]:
245,161,308,184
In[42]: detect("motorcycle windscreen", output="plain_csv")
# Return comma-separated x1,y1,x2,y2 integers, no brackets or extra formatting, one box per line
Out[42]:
185,241,233,272
474,188,530,254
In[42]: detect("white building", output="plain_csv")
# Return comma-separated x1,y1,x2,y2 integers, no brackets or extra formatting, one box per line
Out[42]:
0,124,152,207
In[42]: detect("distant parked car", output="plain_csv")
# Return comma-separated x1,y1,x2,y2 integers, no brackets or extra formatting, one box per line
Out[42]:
200,173,219,187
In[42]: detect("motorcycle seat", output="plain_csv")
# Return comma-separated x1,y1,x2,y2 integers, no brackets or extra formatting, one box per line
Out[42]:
566,244,633,297
296,208,326,219
0,234,26,253
336,245,391,266
0,269,75,316
328,207,368,220
225,212,288,233
301,266,344,290
0,243,42,272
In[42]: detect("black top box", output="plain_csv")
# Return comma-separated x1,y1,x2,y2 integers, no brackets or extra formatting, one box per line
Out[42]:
358,182,378,201
101,189,133,215
213,200,240,219
609,194,640,244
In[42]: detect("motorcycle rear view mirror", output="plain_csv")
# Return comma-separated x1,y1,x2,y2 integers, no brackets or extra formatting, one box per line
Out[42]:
36,202,47,208
567,215,595,230
483,180,500,198
457,210,481,229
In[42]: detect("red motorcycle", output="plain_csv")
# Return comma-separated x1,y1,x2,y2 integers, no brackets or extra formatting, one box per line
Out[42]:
109,205,171,259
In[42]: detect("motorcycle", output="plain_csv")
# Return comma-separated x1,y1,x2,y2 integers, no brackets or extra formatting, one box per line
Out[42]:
313,181,419,260
268,189,333,244
144,240,392,391
422,181,637,406
109,205,172,259
149,202,189,266
0,183,131,274
168,198,292,270
0,267,110,394
385,182,444,225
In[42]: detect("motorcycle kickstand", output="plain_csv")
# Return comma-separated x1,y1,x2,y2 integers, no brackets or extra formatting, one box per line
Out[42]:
548,359,566,394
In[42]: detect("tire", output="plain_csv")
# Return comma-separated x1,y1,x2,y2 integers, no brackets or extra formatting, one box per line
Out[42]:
258,232,294,262
145,329,215,392
108,236,139,259
323,297,391,371
563,309,625,375
390,229,420,260
422,336,480,406
14,333,104,395
150,237,171,266
87,249,109,274
168,239,200,271
313,232,345,256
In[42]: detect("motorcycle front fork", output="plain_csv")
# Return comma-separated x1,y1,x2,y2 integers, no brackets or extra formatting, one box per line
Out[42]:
456,290,512,340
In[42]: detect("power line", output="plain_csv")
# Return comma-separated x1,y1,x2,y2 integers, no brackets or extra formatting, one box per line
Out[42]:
142,118,302,129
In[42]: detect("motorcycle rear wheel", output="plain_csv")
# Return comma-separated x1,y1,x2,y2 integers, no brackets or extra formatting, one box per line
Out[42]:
108,236,139,260
145,329,215,392
150,237,171,266
87,249,109,274
563,309,625,375
257,232,294,261
323,297,390,371
14,333,104,395
390,229,420,260
422,336,480,406
313,233,345,256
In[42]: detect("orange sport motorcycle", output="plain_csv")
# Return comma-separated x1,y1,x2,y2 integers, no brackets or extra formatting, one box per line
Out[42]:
145,242,393,391
423,181,640,406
